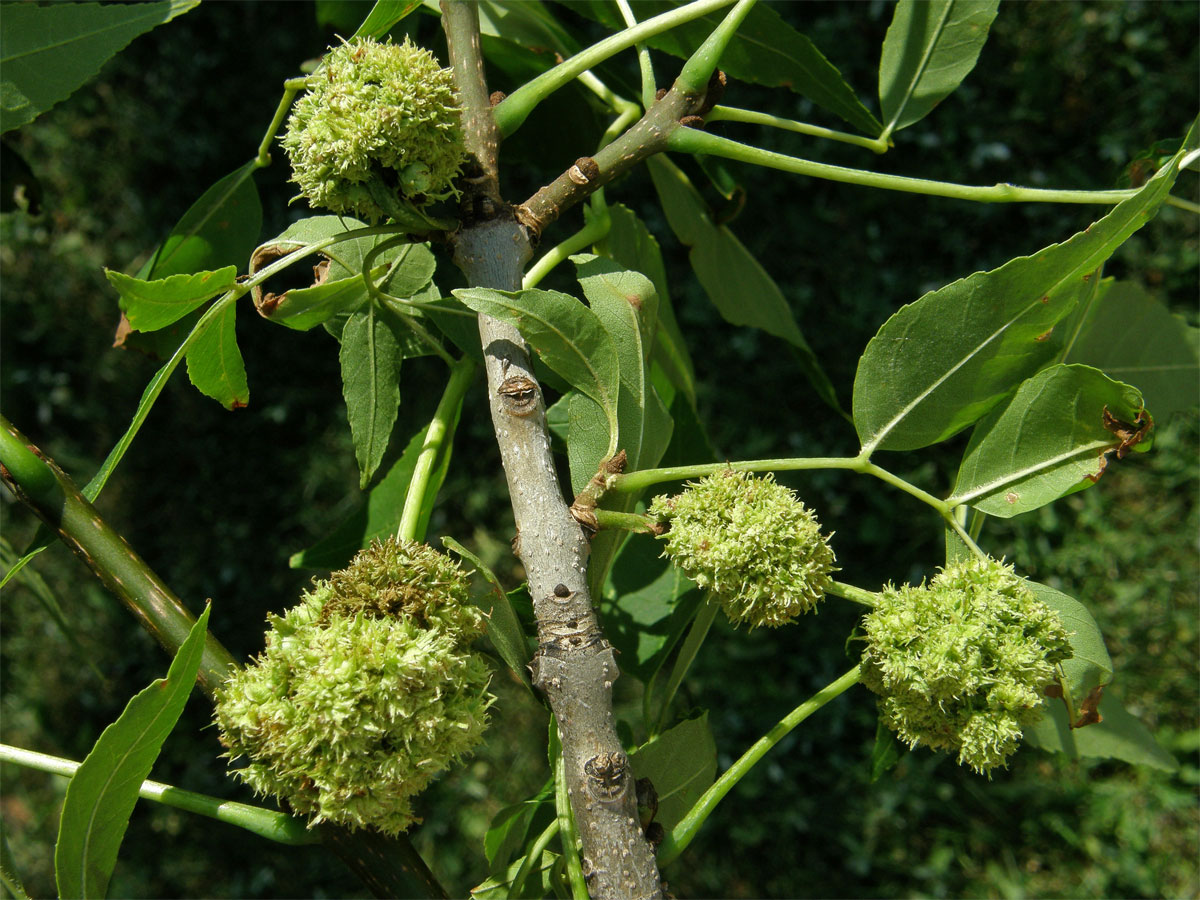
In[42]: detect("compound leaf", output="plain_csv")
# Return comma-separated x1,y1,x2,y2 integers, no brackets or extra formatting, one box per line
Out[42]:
106,267,237,332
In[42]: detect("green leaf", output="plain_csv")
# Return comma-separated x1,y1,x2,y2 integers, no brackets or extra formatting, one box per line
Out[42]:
476,0,581,56
571,1,880,134
647,156,842,415
253,219,436,331
566,392,612,495
629,711,718,834
54,604,211,899
597,205,696,405
602,532,703,684
442,537,534,696
1029,582,1113,712
1024,688,1177,771
482,781,554,875
948,365,1146,517
454,286,621,452
1061,280,1200,420
184,301,249,410
0,0,199,134
290,415,462,570
105,267,237,332
351,0,422,38
879,0,1000,138
853,140,1192,454
471,850,561,900
340,304,404,488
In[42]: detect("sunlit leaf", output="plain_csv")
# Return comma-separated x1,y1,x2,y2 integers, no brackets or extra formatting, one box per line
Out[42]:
853,137,1193,454
54,605,211,899
105,267,237,332
1,0,198,133
879,0,1000,138
352,0,422,38
948,365,1146,517
455,286,621,452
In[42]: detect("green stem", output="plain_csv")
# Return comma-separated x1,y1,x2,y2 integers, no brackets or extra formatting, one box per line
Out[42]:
1166,194,1200,214
522,205,612,289
609,456,862,494
827,580,879,608
657,664,863,866
614,0,657,109
669,127,1138,206
397,356,476,543
706,105,887,153
554,744,588,899
510,818,560,897
0,743,317,846
655,596,719,735
0,418,238,698
494,0,736,136
591,508,660,534
676,0,757,93
858,459,949,514
255,79,310,167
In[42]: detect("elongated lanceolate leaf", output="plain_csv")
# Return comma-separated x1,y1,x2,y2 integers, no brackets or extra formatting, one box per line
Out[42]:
571,1,880,134
1,0,198,134
341,305,404,488
442,537,533,695
598,205,696,405
54,605,211,900
629,712,717,833
853,133,1194,454
352,0,422,38
455,286,621,451
879,0,1000,139
1060,280,1200,420
185,301,248,410
948,365,1145,517
106,267,237,332
1024,688,1177,771
647,156,842,414
1028,582,1113,713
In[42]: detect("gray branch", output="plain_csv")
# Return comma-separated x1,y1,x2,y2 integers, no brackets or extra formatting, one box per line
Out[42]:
441,3,664,897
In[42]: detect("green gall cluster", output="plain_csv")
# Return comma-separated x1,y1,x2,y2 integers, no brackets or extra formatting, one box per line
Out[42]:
214,538,492,835
281,37,466,222
649,470,837,628
859,556,1073,774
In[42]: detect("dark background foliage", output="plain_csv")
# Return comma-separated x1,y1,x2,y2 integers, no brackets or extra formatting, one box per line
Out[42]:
1,1,1196,897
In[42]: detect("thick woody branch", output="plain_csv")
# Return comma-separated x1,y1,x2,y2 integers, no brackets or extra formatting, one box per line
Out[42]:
442,6,663,899
441,0,500,198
